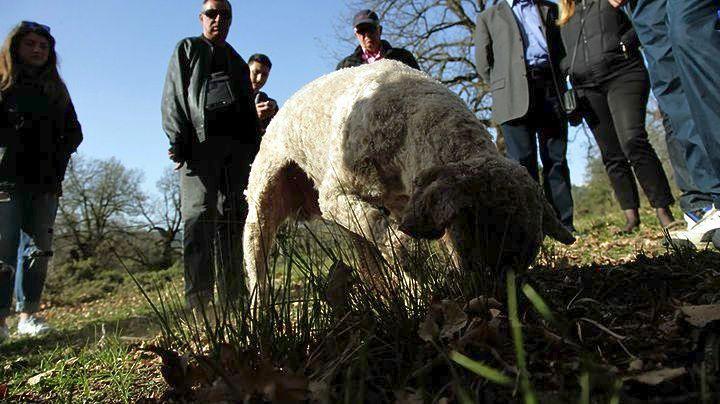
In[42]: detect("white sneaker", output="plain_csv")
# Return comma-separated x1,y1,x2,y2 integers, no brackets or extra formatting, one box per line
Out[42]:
670,207,720,249
683,206,713,229
17,315,52,337
0,325,9,342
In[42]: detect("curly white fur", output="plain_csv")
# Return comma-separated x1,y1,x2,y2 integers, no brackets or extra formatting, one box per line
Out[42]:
243,60,574,293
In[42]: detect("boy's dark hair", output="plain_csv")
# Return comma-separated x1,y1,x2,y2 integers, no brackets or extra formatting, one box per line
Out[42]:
248,53,272,70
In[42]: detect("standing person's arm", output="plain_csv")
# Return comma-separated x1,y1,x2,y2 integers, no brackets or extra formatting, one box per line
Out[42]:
54,97,83,191
475,13,494,84
62,98,83,154
608,0,628,8
162,41,192,168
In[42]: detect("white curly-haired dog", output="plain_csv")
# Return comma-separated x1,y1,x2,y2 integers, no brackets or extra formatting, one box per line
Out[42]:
243,60,574,293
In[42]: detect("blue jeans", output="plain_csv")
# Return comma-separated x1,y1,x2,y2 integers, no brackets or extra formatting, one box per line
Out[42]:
631,0,720,209
0,191,58,317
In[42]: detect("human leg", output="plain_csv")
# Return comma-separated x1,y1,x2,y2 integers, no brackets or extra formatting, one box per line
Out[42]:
631,0,720,209
605,67,675,225
15,193,58,318
501,119,540,181
580,86,641,214
215,162,249,305
660,109,713,214
180,160,220,309
0,191,22,329
668,0,720,208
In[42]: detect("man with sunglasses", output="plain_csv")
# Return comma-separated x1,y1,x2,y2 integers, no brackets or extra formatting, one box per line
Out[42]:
161,0,260,310
336,10,420,70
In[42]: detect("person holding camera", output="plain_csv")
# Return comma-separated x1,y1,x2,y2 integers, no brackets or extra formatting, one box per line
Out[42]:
0,21,83,340
161,0,260,310
558,0,675,233
248,53,278,132
475,0,575,232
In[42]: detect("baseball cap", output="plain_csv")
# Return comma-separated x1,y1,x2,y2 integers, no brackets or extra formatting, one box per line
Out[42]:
353,9,379,28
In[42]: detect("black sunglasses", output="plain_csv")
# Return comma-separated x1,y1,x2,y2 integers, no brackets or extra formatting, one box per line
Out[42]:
21,21,51,33
202,9,231,20
356,24,378,35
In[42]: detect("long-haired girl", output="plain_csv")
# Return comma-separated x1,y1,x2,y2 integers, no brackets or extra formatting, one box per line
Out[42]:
0,21,83,340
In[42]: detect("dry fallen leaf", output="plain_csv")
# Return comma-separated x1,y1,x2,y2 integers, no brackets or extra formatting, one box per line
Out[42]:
679,305,720,327
626,367,686,385
628,359,643,372
418,310,439,343
325,260,354,313
27,370,54,386
440,300,468,339
394,389,423,404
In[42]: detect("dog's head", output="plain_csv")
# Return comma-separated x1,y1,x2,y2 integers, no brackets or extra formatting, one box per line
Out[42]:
398,162,478,240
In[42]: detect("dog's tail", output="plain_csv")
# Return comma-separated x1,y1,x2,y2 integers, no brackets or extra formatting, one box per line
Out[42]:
542,202,575,245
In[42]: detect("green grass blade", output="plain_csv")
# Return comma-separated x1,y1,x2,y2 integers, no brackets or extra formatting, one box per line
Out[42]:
450,351,512,386
507,269,537,404
579,371,590,404
610,378,622,404
522,284,555,323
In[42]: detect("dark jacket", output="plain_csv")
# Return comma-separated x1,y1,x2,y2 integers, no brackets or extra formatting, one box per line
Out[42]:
0,77,83,194
254,90,278,132
336,40,420,70
560,0,643,87
161,36,260,161
475,0,567,124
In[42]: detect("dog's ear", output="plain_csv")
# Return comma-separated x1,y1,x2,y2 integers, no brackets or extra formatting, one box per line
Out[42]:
399,165,468,239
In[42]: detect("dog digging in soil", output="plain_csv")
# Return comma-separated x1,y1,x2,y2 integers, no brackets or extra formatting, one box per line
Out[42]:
242,60,575,297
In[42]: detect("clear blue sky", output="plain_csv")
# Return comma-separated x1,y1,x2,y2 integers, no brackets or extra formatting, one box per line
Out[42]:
2,1,590,194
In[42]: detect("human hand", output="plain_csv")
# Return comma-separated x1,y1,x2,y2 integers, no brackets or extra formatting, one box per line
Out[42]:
168,148,185,171
256,100,277,121
608,0,628,8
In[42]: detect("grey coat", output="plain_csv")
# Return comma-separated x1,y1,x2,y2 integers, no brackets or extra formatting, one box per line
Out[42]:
475,0,566,125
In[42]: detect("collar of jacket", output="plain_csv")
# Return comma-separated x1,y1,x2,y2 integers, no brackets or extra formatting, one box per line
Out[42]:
352,40,394,58
505,0,533,6
500,0,550,22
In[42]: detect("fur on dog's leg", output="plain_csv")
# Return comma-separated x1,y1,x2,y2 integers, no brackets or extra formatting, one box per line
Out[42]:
542,201,576,244
244,160,320,299
318,185,414,290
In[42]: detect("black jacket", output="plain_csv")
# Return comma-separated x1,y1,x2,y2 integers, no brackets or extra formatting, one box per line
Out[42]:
0,77,83,194
336,40,420,70
560,0,642,87
161,36,260,161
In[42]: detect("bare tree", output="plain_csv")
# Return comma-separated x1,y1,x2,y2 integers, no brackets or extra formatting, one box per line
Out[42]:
56,155,146,260
135,166,182,269
345,0,493,123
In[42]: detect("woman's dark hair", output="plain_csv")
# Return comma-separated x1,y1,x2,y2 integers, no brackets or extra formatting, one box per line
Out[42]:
248,53,272,70
0,21,69,104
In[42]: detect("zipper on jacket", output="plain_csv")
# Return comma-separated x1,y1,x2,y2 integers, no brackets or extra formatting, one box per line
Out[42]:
580,0,590,68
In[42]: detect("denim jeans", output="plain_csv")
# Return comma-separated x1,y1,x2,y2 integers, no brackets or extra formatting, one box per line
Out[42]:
660,110,715,213
501,74,574,229
631,0,720,209
0,191,58,317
